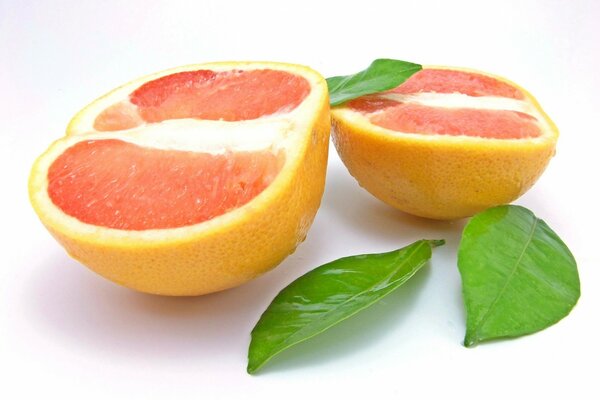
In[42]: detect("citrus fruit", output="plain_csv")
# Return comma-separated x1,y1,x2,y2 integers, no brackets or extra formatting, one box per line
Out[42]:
331,66,558,220
29,62,330,296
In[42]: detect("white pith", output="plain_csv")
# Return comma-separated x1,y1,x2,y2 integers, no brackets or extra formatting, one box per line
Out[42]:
65,118,297,154
376,92,535,113
31,62,327,240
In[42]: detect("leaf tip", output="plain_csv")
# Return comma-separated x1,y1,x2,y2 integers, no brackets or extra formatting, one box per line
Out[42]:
246,362,259,375
463,333,478,348
247,346,267,375
429,239,446,248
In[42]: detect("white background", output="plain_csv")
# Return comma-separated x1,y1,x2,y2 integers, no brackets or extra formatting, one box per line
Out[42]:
1,0,599,398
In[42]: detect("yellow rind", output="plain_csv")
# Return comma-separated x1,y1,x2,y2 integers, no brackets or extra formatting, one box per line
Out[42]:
331,66,558,220
30,62,330,295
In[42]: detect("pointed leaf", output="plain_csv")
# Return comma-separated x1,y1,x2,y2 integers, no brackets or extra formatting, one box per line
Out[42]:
247,239,444,374
326,58,422,106
458,205,580,347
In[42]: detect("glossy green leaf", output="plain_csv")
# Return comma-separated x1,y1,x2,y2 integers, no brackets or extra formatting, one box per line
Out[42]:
326,58,422,106
458,205,580,347
247,239,444,374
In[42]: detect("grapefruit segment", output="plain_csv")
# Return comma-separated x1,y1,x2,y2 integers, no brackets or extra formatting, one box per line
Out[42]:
390,68,525,99
366,103,542,139
47,139,283,230
94,101,144,131
346,96,401,113
94,69,311,130
30,61,330,295
331,66,558,220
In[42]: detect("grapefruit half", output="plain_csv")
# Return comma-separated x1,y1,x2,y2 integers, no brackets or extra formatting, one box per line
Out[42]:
30,62,330,295
331,67,558,220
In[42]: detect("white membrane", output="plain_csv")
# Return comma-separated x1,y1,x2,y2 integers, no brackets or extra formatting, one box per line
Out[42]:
81,118,297,154
375,92,536,114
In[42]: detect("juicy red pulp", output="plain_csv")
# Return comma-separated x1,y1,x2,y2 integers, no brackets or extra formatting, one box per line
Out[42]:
48,140,284,230
94,69,311,131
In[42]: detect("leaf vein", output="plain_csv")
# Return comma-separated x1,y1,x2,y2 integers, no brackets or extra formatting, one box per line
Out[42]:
276,242,426,349
472,217,539,337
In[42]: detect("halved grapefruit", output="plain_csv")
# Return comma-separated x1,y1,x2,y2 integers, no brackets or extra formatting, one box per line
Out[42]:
331,67,558,220
29,62,330,295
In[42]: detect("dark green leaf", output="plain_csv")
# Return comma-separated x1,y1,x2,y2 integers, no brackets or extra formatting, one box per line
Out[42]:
326,58,422,106
458,205,580,347
247,239,444,374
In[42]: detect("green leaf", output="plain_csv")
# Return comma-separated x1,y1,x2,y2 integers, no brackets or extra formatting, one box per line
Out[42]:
458,205,580,347
326,58,422,106
247,239,444,374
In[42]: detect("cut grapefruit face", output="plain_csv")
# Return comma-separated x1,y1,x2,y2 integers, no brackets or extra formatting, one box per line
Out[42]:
331,66,558,220
30,62,330,295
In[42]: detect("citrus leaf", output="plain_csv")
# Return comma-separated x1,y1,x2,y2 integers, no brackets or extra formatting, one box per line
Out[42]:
247,239,444,374
326,58,422,106
458,205,580,347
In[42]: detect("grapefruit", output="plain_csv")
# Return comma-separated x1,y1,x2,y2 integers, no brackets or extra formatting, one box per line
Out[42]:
29,62,330,296
331,66,558,220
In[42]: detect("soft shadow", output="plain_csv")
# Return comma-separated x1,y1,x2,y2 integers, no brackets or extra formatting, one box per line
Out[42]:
256,263,432,374
321,165,467,260
321,164,468,246
26,253,239,360
24,236,330,365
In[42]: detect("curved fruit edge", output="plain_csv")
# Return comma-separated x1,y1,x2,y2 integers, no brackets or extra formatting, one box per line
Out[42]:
30,63,330,249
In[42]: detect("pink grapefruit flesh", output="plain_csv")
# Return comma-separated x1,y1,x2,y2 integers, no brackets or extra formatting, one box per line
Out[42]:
94,69,311,131
368,103,541,139
47,139,284,230
389,68,525,99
